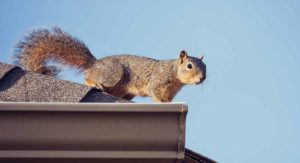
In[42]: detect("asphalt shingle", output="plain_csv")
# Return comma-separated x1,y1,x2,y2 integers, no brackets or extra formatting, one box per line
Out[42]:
0,62,127,103
184,148,217,163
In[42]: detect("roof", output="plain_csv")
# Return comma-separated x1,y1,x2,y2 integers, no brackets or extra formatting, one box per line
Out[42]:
0,62,216,163
0,62,127,103
184,148,216,163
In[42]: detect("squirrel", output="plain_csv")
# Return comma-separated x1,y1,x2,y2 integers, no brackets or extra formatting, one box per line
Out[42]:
13,27,206,102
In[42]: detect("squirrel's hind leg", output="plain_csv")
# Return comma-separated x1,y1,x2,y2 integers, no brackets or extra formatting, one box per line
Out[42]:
85,61,125,94
85,79,96,87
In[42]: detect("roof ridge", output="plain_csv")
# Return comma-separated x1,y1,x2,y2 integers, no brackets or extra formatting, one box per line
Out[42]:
0,62,19,80
0,66,26,93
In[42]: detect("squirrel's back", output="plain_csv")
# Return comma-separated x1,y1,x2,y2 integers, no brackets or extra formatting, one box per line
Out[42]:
97,54,178,82
13,27,96,75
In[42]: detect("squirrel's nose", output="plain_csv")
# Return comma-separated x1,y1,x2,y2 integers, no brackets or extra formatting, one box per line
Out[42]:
196,75,206,85
201,75,206,82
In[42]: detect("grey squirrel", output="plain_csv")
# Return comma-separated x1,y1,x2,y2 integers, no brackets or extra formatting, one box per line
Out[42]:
14,27,206,102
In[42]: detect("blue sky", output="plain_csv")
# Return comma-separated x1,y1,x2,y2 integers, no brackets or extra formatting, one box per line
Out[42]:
1,0,300,162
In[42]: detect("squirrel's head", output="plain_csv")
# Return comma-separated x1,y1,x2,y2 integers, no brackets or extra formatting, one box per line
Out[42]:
177,50,206,85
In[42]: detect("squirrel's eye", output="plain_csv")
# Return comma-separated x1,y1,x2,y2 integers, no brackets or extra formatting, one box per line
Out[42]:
187,63,193,69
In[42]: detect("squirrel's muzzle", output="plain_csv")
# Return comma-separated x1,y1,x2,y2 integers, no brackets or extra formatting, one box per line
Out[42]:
195,74,206,85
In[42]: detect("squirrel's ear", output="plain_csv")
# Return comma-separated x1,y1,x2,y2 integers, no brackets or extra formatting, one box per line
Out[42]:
199,55,204,60
179,50,188,63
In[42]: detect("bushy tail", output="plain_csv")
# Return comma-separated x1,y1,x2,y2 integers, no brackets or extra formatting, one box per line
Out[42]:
13,27,96,76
